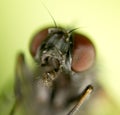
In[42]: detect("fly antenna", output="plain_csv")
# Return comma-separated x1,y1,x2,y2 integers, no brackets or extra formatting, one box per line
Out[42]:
40,1,57,28
68,27,80,33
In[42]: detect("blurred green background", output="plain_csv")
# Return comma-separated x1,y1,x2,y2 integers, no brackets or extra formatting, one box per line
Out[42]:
0,0,120,115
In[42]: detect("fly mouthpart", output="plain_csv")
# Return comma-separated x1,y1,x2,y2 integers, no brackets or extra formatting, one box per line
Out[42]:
41,71,56,87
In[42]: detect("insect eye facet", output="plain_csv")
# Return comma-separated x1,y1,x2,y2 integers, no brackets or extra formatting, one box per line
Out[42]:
71,33,96,72
29,28,48,57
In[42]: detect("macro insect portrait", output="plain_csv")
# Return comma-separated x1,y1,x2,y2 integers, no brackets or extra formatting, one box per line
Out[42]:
10,25,96,115
10,2,96,115
1,1,120,115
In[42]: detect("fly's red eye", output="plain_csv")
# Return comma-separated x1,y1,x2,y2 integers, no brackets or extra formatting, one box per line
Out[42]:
29,28,48,57
71,33,96,72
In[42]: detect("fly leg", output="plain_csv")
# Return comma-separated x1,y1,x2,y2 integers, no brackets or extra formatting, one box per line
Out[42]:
67,85,93,115
10,53,33,115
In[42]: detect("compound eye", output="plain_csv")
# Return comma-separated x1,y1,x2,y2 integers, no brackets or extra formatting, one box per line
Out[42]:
29,28,48,58
71,33,96,72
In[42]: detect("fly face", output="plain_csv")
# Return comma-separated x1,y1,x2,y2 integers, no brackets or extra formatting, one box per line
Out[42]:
11,26,96,115
34,28,73,86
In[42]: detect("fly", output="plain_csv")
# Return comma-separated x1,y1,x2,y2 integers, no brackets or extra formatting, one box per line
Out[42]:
10,26,96,115
10,4,96,115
